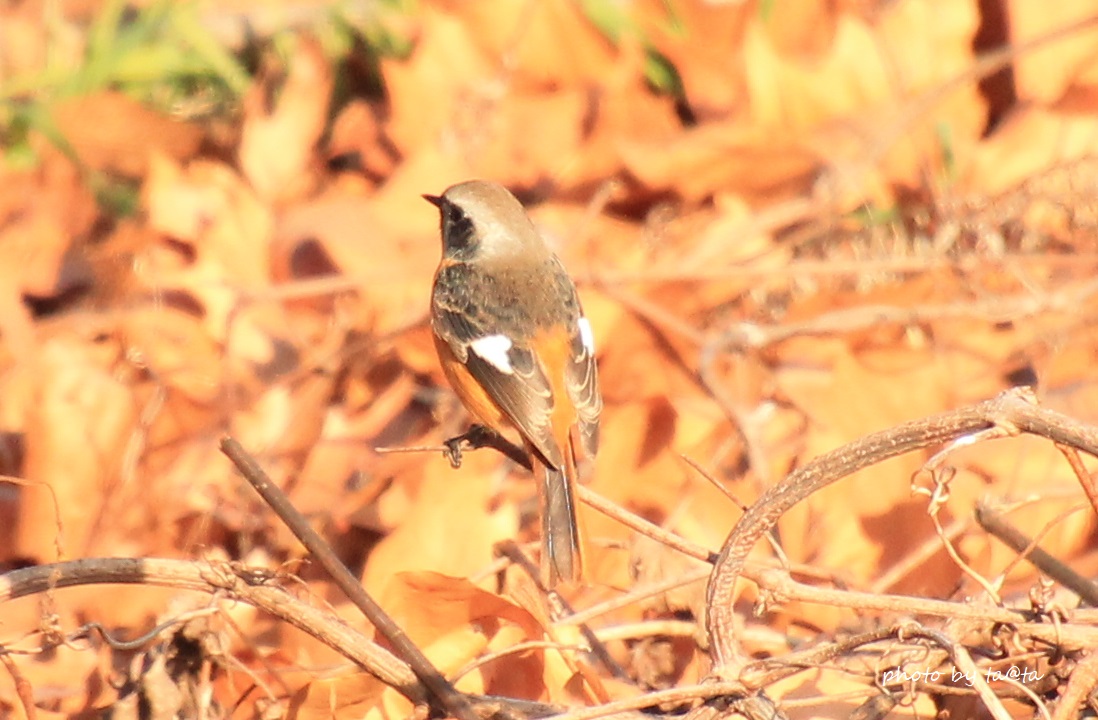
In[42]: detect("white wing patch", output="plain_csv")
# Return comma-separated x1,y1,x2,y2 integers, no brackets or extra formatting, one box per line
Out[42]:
470,334,515,374
577,317,596,354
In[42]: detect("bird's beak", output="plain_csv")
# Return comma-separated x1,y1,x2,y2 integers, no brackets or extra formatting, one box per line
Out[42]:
422,194,444,208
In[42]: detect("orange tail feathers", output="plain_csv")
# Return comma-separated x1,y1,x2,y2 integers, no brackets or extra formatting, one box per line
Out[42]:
535,440,583,587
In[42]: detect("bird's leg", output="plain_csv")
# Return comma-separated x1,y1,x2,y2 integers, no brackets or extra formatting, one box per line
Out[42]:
442,425,532,471
442,424,494,468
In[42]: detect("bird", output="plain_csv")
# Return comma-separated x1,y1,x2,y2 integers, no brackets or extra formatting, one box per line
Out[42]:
425,180,602,587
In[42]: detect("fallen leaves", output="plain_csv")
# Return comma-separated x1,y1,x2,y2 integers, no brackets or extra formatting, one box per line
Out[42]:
5,0,1098,717
52,91,205,178
239,36,333,202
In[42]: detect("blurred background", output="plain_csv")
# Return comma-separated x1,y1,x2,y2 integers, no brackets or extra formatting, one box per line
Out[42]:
3,0,1098,716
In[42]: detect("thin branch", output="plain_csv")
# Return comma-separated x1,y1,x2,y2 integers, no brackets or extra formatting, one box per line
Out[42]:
705,387,1098,677
493,540,629,687
576,486,718,564
547,681,749,720
1054,442,1098,519
560,565,710,628
0,651,36,720
0,557,422,701
705,276,1098,356
220,437,479,720
1050,647,1098,720
975,499,1098,606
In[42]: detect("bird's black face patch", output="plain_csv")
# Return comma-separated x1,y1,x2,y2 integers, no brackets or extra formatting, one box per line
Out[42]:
433,198,478,258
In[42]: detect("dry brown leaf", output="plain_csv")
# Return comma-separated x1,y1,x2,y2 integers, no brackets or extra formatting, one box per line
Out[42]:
230,367,334,487
463,88,589,188
676,193,785,274
444,0,617,89
142,154,285,378
632,0,751,120
381,571,543,646
961,106,1098,195
328,99,399,182
554,39,682,191
270,187,436,336
872,0,987,180
746,1,985,197
144,154,273,288
381,6,494,157
633,0,981,207
142,440,240,542
0,271,36,366
528,202,649,276
52,91,204,177
15,334,138,560
630,534,708,622
1006,0,1098,104
0,194,90,299
0,148,97,344
619,120,821,203
369,146,473,238
0,0,50,78
386,4,619,190
395,324,440,378
1039,320,1098,423
291,383,423,524
375,572,547,698
584,400,695,586
119,305,224,404
361,450,518,594
288,671,387,720
239,35,333,202
741,10,881,129
594,311,700,404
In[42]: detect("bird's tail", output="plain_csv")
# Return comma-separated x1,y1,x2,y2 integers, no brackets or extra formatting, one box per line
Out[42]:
537,438,582,587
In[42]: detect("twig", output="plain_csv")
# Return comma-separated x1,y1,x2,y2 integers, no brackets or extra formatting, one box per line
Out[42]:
938,633,1012,720
576,252,1098,286
548,681,749,720
560,565,711,628
750,566,1030,626
679,455,750,510
576,486,718,564
1054,442,1098,519
680,454,789,568
375,425,534,472
705,387,1098,677
975,499,1098,606
919,428,1024,603
0,557,422,701
1050,647,1098,720
0,652,36,720
434,433,722,565
76,608,221,651
592,620,699,642
493,541,629,687
705,276,1098,356
449,640,589,685
219,437,479,720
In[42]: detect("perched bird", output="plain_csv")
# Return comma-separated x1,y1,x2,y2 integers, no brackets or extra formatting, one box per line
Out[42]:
425,180,602,587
